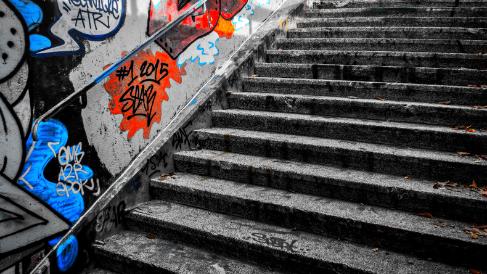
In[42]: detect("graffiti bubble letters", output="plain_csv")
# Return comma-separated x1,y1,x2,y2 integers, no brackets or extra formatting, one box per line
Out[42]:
104,50,184,139
247,232,300,253
36,0,126,55
53,142,101,197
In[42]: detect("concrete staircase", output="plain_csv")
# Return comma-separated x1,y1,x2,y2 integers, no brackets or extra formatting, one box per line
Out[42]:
93,1,487,273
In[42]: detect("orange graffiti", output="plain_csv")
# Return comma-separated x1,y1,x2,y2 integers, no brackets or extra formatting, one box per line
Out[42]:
214,17,235,39
104,50,185,139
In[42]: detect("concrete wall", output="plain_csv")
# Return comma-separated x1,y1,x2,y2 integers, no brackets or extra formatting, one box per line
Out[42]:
0,0,287,272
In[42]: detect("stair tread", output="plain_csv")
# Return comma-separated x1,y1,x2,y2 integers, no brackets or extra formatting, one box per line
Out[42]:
243,76,486,91
151,172,487,246
195,127,487,166
213,106,487,133
127,200,467,273
288,26,487,31
174,149,485,203
266,49,487,59
276,37,487,44
304,6,487,12
256,61,487,71
94,230,280,274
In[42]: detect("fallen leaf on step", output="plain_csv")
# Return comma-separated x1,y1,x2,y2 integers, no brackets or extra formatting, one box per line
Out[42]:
146,233,157,239
472,105,487,109
457,151,471,157
480,189,487,198
438,101,451,105
470,180,478,189
375,96,385,101
404,176,411,180
470,268,482,274
417,212,433,218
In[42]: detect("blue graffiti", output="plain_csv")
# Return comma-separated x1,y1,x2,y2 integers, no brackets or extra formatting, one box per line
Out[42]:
50,235,79,272
8,0,52,53
17,119,89,271
35,0,127,56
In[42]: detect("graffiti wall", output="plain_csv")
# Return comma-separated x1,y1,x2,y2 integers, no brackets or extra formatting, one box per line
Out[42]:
0,0,284,273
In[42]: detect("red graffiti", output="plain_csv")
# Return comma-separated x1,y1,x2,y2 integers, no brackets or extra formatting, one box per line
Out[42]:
104,50,185,139
147,0,247,59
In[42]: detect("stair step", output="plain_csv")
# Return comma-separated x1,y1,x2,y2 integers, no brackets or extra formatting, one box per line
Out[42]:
242,77,487,105
265,50,487,69
304,7,487,18
296,17,487,28
173,150,487,224
311,0,487,8
213,107,487,152
150,173,487,267
226,93,487,128
194,127,487,184
287,27,487,40
93,230,279,274
126,200,467,273
255,62,487,86
274,38,487,53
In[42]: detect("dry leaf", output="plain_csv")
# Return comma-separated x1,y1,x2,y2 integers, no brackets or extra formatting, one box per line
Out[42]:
375,96,385,101
404,176,411,180
457,151,471,157
438,101,451,105
470,180,478,189
417,212,433,218
470,268,482,274
146,233,157,239
480,189,487,198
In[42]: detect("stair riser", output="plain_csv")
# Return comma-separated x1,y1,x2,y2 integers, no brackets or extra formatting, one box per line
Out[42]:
287,29,487,40
304,8,487,18
275,40,487,54
312,1,487,8
296,18,487,28
213,110,487,152
195,131,487,184
255,64,487,86
243,80,487,105
173,154,487,224
266,53,487,70
150,183,486,267
125,214,351,274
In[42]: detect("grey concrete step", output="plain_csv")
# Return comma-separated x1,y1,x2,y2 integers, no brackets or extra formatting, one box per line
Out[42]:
173,150,487,224
213,106,487,152
265,50,487,69
287,27,487,40
255,62,487,86
93,230,280,274
242,77,487,105
126,200,467,273
304,7,487,18
312,0,487,8
150,173,487,268
296,17,487,28
194,127,487,184
225,93,487,128
274,38,487,53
